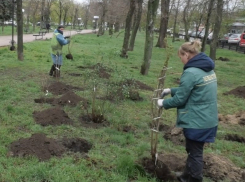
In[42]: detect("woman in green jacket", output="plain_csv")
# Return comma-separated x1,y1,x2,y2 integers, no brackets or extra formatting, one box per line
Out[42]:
158,40,218,182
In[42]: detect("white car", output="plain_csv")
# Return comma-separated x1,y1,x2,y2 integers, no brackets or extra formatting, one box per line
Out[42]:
228,34,241,44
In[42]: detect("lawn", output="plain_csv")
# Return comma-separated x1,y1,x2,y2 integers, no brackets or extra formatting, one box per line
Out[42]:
0,31,245,182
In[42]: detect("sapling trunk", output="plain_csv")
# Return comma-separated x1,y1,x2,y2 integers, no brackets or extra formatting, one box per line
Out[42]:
151,38,173,161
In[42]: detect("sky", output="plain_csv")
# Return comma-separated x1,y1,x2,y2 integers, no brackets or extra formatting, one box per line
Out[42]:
75,0,87,4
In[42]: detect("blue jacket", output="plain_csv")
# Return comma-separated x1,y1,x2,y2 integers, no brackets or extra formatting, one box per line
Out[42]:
163,52,218,142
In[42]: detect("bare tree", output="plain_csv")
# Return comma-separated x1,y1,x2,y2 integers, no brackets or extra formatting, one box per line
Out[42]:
16,0,23,61
210,0,224,60
201,0,215,52
140,0,160,75
120,0,136,58
128,0,143,51
97,0,108,36
172,0,181,42
155,0,170,48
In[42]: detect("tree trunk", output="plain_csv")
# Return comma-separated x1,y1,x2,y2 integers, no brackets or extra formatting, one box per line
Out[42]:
210,0,224,60
128,0,143,51
120,0,136,58
108,22,113,35
140,0,160,75
114,21,120,32
17,0,23,61
172,0,180,42
155,0,170,48
201,0,215,52
183,0,191,42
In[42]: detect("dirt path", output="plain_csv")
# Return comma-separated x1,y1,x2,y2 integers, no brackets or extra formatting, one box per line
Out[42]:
0,29,95,47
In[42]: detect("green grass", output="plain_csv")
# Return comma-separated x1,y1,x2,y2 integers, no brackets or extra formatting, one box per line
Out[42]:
0,31,245,182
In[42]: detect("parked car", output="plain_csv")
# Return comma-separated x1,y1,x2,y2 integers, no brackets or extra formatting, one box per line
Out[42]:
239,33,245,47
228,34,241,44
219,33,233,43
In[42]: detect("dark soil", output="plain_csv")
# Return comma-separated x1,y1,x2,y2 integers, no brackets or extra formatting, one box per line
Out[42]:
122,79,154,91
33,107,73,126
217,57,230,61
141,153,245,182
141,154,184,182
9,133,92,161
79,114,109,129
224,86,245,98
68,73,82,77
35,91,89,108
43,81,84,95
78,63,112,79
61,137,92,153
66,53,73,60
225,134,245,143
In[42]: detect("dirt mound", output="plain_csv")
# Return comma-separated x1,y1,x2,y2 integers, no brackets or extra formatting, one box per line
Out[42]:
61,137,92,153
44,81,84,95
9,133,92,161
78,63,111,79
79,114,109,129
217,57,230,61
225,134,245,143
9,133,66,161
33,107,73,126
35,91,88,108
224,86,245,98
219,111,245,125
203,154,245,182
141,153,245,182
123,79,154,91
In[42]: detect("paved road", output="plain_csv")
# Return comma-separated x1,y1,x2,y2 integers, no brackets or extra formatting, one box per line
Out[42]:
0,29,95,47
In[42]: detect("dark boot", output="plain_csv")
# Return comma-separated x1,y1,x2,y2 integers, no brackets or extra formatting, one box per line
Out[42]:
49,65,55,76
53,65,61,78
177,171,189,182
188,176,203,182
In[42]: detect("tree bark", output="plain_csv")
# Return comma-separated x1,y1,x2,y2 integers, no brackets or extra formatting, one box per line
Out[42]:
128,0,143,51
140,0,160,75
210,0,224,60
155,0,170,48
17,0,23,61
201,0,215,52
120,0,136,58
172,0,180,42
183,0,191,42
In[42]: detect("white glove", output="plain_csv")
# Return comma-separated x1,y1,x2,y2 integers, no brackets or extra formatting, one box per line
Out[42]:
157,99,164,107
160,88,171,98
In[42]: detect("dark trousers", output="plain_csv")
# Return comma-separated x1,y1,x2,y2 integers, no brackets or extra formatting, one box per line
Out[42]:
185,138,205,180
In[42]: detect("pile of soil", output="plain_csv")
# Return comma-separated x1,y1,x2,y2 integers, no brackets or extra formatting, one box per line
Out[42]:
33,107,73,126
35,91,88,108
78,63,112,79
44,81,84,95
203,154,245,182
219,111,245,125
9,133,92,161
217,57,230,61
9,133,66,161
141,153,245,182
79,114,109,129
122,79,154,91
224,86,245,98
225,133,245,143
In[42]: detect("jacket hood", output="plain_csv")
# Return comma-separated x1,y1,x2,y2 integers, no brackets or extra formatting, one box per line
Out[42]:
54,29,63,35
184,52,214,72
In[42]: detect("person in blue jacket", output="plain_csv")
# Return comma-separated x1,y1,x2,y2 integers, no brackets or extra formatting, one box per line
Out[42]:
157,40,218,182
49,25,70,77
